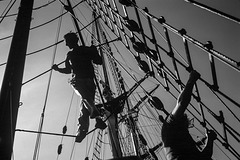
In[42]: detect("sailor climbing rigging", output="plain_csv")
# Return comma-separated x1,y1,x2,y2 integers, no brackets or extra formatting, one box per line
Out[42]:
52,32,106,143
161,70,217,160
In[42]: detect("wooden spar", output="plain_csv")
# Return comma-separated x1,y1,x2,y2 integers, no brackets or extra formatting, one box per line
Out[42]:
0,0,34,159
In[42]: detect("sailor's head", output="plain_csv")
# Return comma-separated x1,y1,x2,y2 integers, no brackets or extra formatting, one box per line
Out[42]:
64,32,79,49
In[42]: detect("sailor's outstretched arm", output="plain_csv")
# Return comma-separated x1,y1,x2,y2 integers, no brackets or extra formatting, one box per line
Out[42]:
171,70,200,119
52,55,71,74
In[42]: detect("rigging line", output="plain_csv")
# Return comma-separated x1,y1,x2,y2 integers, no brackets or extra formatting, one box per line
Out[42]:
138,112,160,146
61,6,105,47
69,142,76,160
0,12,17,19
87,1,186,84
33,5,64,160
0,15,100,68
144,102,162,127
133,4,186,66
102,132,107,159
209,87,240,123
56,91,75,160
57,0,86,25
33,0,57,11
86,132,89,157
0,0,85,42
0,62,6,67
21,38,118,86
27,40,64,56
184,0,240,25
137,125,161,142
0,11,66,42
143,102,160,125
69,99,81,160
21,64,61,86
101,0,189,66
87,129,97,158
0,0,13,18
72,0,90,42
15,129,79,138
102,51,149,92
98,21,148,80
133,76,160,98
32,118,44,160
0,35,12,41
133,2,240,72
138,112,161,122
100,0,188,69
0,0,16,24
138,123,162,130
0,0,57,19
65,91,76,125
96,29,144,84
75,0,89,22
194,92,240,134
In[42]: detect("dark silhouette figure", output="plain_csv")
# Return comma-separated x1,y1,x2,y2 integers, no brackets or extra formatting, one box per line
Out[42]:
161,71,217,160
52,32,106,143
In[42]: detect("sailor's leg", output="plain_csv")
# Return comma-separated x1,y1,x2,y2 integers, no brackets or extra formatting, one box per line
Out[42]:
78,105,90,129
171,70,200,118
80,78,100,119
76,105,90,143
72,78,100,118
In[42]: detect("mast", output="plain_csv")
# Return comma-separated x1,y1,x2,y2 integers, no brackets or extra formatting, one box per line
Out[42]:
0,0,34,159
92,11,123,158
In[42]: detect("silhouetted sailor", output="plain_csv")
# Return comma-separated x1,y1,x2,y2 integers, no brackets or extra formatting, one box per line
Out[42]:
161,70,217,160
52,32,106,143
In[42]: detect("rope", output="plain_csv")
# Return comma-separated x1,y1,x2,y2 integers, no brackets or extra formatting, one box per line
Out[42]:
0,15,101,68
56,91,75,160
32,5,64,160
0,0,16,24
0,0,85,42
0,0,57,19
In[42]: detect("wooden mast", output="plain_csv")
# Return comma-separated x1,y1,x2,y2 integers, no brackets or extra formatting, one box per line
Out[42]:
0,0,34,159
92,12,123,158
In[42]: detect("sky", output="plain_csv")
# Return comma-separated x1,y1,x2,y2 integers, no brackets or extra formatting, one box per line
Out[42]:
0,0,240,160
